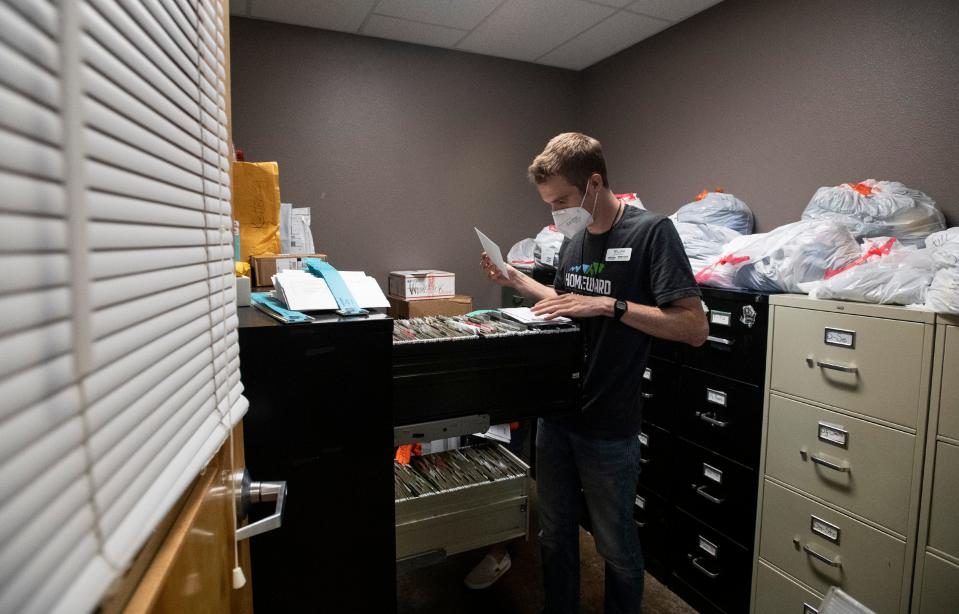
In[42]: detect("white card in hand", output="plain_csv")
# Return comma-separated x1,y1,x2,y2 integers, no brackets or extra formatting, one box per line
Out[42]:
475,227,510,279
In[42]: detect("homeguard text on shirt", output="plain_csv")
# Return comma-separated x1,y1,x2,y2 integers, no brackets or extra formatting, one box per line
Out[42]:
564,262,613,295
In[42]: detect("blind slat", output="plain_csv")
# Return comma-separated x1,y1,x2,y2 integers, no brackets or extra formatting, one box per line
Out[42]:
0,40,60,108
0,169,65,217
0,285,70,338
0,320,71,381
88,244,231,279
0,353,74,422
0,2,59,73
0,82,61,145
0,129,62,182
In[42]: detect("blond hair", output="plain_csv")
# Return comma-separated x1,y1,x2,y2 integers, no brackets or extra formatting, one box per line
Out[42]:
527,132,609,189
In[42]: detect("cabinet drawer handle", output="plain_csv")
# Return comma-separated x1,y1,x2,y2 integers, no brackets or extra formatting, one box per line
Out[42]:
803,543,842,568
696,411,729,428
639,457,650,465
634,519,647,528
688,555,720,579
809,453,850,473
694,484,725,505
641,392,654,399
816,359,858,374
706,335,733,346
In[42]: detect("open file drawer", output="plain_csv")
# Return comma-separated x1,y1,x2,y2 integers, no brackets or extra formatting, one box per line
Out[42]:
393,325,582,426
395,444,530,562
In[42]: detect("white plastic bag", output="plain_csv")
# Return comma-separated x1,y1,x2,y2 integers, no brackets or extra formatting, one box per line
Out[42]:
672,220,742,274
533,225,565,270
507,238,535,267
801,180,946,245
670,190,754,234
616,192,647,210
922,241,959,314
925,227,959,249
810,238,936,305
695,220,861,292
924,267,959,313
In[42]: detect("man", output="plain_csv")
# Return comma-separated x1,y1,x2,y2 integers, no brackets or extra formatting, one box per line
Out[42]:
481,133,708,614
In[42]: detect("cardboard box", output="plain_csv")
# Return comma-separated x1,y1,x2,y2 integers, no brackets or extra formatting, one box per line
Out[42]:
250,253,327,287
388,270,455,300
388,295,473,319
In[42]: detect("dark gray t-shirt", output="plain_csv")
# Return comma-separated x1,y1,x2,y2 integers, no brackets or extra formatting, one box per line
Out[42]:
551,205,700,438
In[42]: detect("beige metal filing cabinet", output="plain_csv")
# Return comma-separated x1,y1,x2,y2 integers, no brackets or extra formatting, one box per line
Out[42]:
911,313,959,613
751,295,938,614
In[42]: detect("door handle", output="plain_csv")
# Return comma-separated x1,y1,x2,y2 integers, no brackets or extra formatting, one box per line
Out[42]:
234,469,288,541
809,453,850,473
688,555,720,579
816,359,858,374
693,484,725,505
696,411,729,428
803,543,842,568
706,335,733,346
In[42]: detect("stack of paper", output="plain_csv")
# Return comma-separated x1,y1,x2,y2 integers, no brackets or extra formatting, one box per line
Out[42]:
499,306,572,325
272,269,389,311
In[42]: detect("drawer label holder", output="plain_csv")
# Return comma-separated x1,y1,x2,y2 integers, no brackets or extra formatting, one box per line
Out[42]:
706,388,727,407
710,310,732,326
698,536,719,558
803,604,820,614
703,463,723,484
638,432,649,447
824,327,856,348
818,422,849,449
643,367,652,381
810,515,841,544
635,494,645,510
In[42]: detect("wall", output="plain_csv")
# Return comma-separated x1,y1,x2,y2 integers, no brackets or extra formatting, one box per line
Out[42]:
581,0,959,230
230,18,581,308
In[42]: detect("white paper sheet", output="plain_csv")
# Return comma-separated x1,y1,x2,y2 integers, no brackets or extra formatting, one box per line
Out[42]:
499,306,572,325
475,227,510,279
272,269,389,311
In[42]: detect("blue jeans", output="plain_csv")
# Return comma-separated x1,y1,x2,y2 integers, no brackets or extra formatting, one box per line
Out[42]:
536,418,644,614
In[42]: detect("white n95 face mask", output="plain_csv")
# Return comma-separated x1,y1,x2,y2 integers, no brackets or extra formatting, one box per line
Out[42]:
552,179,599,239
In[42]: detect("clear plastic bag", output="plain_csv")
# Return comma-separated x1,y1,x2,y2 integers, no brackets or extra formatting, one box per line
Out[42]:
801,179,946,245
672,220,742,275
921,241,959,314
533,224,565,270
924,267,959,313
507,238,535,267
810,238,936,305
695,220,861,292
670,190,754,234
925,227,959,249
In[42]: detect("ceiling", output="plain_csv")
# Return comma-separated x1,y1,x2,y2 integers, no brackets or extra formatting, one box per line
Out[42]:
229,0,722,71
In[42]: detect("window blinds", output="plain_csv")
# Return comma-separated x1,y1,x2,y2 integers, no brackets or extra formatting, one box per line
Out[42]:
0,1,246,612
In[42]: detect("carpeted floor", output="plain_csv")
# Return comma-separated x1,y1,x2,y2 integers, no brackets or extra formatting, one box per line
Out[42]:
397,485,698,614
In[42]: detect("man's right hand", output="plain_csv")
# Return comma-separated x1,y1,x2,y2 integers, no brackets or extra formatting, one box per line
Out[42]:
480,252,517,288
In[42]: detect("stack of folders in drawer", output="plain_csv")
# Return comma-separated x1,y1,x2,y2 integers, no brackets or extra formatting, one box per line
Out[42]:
394,444,531,561
394,445,526,500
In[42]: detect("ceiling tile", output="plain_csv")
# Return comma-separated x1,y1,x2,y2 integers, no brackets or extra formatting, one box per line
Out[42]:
361,14,466,48
230,0,249,16
248,0,377,33
626,0,721,22
457,0,615,63
374,0,501,31
539,10,669,70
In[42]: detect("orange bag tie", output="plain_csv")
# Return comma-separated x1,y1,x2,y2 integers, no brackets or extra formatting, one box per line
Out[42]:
394,443,422,465
694,253,750,283
843,182,875,197
695,187,725,201
823,237,896,280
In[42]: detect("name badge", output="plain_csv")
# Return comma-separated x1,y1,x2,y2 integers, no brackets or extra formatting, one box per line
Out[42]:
606,248,632,262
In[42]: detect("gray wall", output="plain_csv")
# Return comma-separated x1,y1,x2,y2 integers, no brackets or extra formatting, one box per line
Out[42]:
231,18,581,308
581,0,959,230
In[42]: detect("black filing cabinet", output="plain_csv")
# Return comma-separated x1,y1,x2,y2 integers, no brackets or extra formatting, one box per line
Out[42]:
637,287,769,614
238,308,396,613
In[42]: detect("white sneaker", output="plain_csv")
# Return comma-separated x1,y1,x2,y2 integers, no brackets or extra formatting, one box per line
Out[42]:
464,552,512,590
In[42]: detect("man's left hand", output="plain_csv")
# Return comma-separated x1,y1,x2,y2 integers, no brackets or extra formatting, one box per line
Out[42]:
531,294,612,319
